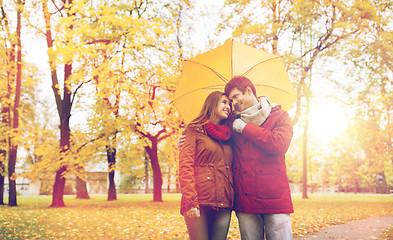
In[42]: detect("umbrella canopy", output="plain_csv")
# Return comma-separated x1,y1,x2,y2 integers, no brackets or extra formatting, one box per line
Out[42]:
173,39,296,124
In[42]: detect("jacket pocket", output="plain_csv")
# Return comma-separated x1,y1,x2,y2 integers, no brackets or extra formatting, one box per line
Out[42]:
195,169,214,200
255,166,285,199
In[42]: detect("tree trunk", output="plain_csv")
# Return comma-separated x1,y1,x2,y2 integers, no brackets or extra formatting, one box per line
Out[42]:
101,87,119,201
50,119,69,205
145,154,149,193
42,0,70,207
176,168,180,193
146,137,162,202
0,170,4,205
1,0,13,207
75,164,90,199
8,0,23,207
151,160,162,201
50,117,70,207
302,94,310,199
377,172,389,194
0,108,7,205
8,147,17,206
51,63,72,208
51,166,66,207
76,176,90,199
167,165,171,193
107,147,117,201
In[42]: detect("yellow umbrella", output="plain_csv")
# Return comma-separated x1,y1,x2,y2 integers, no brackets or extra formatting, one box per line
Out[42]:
173,39,296,124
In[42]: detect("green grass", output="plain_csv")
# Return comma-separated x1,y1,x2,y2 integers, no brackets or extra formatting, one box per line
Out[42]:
0,194,392,239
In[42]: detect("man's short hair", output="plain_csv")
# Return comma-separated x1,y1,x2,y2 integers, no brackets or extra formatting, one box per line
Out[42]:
225,75,257,97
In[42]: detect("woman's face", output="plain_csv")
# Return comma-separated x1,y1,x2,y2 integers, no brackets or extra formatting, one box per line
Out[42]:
215,95,231,122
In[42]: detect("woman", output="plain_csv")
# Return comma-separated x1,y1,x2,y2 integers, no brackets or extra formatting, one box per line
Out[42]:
179,91,234,240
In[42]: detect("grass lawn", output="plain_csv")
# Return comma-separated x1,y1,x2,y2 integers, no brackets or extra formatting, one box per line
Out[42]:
0,194,392,239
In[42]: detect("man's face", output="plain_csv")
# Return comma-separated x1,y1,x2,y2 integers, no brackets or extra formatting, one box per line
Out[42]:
228,87,254,112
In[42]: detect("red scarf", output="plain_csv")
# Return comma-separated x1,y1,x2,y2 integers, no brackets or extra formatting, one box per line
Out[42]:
203,119,231,141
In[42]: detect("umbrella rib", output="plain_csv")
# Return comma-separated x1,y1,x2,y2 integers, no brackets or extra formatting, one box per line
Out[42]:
171,84,226,102
242,56,283,76
231,39,234,80
186,60,229,83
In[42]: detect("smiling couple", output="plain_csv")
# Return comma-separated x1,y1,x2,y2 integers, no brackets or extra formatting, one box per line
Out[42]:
178,75,294,240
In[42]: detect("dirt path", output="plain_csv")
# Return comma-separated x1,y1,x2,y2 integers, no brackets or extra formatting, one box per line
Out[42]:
294,216,393,240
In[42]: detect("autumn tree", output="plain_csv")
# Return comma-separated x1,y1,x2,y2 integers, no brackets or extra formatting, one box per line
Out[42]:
129,0,195,202
94,0,192,202
329,113,391,193
289,0,393,196
41,0,70,206
76,4,124,201
0,1,11,205
222,0,380,198
133,78,181,202
131,49,183,202
28,0,101,206
331,6,393,193
329,124,363,193
67,0,187,202
0,0,24,206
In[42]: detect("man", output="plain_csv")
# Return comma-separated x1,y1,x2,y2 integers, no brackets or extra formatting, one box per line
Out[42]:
225,75,293,240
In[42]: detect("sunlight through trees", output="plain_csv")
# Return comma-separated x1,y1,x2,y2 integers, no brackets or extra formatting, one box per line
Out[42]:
0,0,392,207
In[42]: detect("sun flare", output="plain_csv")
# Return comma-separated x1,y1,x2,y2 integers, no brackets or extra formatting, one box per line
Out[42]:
309,99,350,145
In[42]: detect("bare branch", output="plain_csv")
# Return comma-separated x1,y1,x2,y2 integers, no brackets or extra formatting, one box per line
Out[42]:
50,0,64,16
70,79,94,108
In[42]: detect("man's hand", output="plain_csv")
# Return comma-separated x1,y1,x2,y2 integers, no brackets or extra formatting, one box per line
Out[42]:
177,134,186,151
233,118,247,133
186,207,200,219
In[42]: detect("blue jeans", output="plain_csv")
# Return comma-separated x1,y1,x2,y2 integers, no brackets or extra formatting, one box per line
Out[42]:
236,212,293,240
184,206,232,240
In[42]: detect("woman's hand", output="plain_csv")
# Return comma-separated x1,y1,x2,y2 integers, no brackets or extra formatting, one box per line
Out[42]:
186,207,200,219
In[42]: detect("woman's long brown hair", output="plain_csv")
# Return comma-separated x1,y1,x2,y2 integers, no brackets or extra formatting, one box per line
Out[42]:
188,91,229,127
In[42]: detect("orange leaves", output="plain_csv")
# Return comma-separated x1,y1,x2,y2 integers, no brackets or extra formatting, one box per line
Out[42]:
0,194,392,239
291,194,393,237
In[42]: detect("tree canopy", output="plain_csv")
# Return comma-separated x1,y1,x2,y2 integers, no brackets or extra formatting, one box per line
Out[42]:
0,0,392,206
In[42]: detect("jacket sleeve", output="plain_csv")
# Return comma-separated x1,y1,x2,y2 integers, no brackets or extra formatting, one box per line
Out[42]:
241,110,293,155
179,126,199,212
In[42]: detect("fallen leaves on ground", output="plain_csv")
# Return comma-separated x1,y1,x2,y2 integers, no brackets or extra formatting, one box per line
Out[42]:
382,225,393,239
0,194,392,239
291,194,393,237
